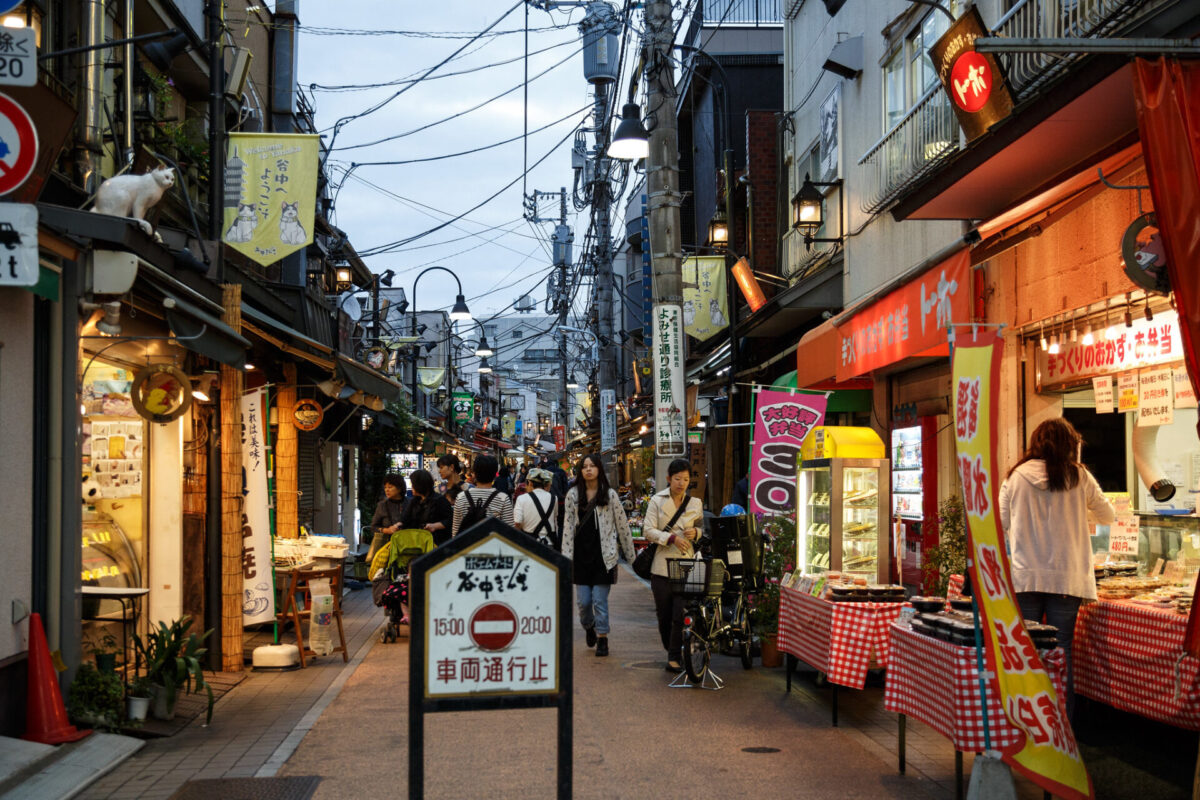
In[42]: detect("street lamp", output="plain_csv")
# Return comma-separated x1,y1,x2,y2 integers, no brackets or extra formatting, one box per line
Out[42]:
478,356,493,374
566,373,580,389
791,173,844,249
707,207,729,250
411,266,471,425
608,103,649,161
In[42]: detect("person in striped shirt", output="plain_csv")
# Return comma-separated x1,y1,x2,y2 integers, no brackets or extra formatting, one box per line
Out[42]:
452,454,515,536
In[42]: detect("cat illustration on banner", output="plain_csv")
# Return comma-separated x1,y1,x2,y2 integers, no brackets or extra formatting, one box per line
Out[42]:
91,166,176,236
225,202,257,243
278,200,307,245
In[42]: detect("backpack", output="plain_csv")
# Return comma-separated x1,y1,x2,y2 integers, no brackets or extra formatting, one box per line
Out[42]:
527,491,557,545
460,489,501,532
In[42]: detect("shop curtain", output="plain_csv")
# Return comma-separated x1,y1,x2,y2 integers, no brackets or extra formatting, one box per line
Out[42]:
1133,58,1200,656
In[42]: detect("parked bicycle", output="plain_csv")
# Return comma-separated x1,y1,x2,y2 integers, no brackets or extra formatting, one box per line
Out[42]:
668,552,755,687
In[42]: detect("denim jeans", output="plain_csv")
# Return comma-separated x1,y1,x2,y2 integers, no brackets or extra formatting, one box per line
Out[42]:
576,584,611,636
1017,591,1083,719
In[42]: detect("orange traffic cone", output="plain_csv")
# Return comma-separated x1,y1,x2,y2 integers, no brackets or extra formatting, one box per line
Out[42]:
23,612,90,744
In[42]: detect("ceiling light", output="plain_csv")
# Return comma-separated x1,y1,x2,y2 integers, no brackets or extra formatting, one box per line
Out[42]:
1081,323,1094,346
608,103,649,161
3,15,25,29
243,362,256,371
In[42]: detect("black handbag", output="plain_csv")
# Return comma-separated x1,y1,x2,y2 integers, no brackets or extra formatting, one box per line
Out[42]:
632,497,690,580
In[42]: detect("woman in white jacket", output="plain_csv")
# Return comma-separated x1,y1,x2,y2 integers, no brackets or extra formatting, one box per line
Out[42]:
998,417,1115,718
643,458,705,672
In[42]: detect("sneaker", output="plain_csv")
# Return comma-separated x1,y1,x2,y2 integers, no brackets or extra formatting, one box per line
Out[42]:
595,637,609,657
585,626,597,648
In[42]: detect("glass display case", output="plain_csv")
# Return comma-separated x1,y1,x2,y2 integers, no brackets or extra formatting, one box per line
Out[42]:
796,458,892,583
891,426,923,520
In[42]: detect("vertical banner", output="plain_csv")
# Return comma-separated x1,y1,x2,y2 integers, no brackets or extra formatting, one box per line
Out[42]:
653,304,686,457
749,388,828,518
600,388,617,452
223,133,320,266
240,388,275,625
451,392,474,423
952,334,1092,800
552,425,566,452
682,256,728,342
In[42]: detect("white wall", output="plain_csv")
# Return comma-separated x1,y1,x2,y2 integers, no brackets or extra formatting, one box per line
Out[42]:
148,418,183,624
0,289,34,660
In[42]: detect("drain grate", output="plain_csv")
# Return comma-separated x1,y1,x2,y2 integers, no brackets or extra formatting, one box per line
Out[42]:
741,746,781,754
169,777,320,800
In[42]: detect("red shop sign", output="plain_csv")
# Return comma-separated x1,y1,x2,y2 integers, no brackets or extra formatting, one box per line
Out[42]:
835,249,971,382
552,425,566,451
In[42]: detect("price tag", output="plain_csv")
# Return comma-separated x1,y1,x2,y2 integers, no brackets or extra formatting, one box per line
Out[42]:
1118,371,1139,413
1152,558,1166,577
1108,515,1140,558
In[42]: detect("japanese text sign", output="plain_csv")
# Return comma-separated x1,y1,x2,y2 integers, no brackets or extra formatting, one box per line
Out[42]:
682,256,728,342
223,132,319,267
928,6,1014,141
953,334,1092,800
452,391,474,423
1108,516,1140,559
652,304,686,457
836,249,969,382
1117,372,1139,413
600,388,617,452
422,533,559,698
749,388,827,517
1092,376,1114,413
240,388,274,625
1175,368,1197,408
1037,309,1185,390
1138,366,1174,426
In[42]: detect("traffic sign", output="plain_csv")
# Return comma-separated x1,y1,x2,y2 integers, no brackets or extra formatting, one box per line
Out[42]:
469,602,518,651
0,28,35,87
0,92,36,195
0,202,37,286
0,3,24,15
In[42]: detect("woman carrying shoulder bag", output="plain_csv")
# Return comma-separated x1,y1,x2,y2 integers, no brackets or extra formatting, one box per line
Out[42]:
644,458,704,672
561,453,637,658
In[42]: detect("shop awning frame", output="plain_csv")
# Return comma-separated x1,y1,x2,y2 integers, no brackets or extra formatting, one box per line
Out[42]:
241,304,336,371
336,355,403,403
160,290,249,369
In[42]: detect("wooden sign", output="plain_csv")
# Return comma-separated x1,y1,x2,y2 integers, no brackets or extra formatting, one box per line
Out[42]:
293,398,324,431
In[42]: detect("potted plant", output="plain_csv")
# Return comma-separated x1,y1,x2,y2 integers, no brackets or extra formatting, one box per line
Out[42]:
922,495,967,596
126,675,152,723
749,514,797,667
133,616,214,722
86,630,121,674
67,662,123,730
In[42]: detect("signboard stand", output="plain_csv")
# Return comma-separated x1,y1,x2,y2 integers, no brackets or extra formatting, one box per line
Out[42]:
408,517,573,799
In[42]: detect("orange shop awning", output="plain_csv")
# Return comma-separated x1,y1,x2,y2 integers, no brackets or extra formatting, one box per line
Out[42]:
794,318,840,388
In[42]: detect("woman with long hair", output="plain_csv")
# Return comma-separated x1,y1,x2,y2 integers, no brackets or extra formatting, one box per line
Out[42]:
643,458,704,672
999,416,1115,719
561,454,636,657
400,469,454,546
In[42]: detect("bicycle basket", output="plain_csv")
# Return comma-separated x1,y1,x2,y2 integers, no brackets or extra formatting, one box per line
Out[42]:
667,558,725,599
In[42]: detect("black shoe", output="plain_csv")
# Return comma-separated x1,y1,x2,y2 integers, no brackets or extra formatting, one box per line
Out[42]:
585,626,597,648
665,660,682,672
595,637,609,657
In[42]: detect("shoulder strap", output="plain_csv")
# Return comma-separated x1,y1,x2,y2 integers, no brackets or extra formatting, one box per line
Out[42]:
664,495,690,531
528,491,554,535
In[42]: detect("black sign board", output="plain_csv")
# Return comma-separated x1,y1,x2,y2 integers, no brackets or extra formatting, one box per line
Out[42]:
929,6,1014,142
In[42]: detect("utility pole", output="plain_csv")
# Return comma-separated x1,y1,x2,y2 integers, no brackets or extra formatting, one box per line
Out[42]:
524,187,573,431
644,0,686,487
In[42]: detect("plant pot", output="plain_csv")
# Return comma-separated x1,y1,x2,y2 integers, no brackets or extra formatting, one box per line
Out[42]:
760,633,783,668
95,653,118,674
150,683,175,721
126,695,150,722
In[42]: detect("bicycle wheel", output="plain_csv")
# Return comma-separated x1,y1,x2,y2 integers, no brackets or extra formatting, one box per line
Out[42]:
682,628,709,682
739,608,754,670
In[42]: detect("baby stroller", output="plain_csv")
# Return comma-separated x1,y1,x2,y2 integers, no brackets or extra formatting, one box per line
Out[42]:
369,528,436,643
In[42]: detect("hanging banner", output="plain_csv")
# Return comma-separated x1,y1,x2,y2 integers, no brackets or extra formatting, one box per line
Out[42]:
682,256,728,342
451,391,474,423
223,132,320,267
836,249,970,382
552,425,566,451
418,367,445,393
1036,310,1184,390
600,388,617,452
653,304,687,457
502,415,516,439
241,388,275,625
953,334,1091,800
749,388,827,518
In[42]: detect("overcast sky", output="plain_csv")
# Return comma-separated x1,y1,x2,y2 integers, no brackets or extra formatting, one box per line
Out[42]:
286,1,606,324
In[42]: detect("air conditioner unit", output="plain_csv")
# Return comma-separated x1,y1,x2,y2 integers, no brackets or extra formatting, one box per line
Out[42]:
515,293,536,312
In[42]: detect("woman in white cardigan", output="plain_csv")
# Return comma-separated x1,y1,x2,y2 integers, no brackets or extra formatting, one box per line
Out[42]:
643,458,705,672
562,454,637,657
998,416,1115,719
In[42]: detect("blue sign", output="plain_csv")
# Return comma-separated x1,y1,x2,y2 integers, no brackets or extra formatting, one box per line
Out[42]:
514,419,523,439
0,3,25,14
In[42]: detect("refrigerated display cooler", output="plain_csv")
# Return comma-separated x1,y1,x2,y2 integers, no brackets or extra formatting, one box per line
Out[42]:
796,427,891,584
891,426,923,520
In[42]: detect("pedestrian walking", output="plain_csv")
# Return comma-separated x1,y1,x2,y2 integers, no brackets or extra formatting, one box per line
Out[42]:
643,458,705,672
513,467,558,548
436,454,469,506
400,469,454,546
451,454,515,536
367,473,407,563
561,453,636,658
998,416,1115,720
495,462,514,495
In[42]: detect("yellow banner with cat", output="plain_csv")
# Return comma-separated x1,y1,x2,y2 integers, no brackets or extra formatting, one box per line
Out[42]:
682,255,727,342
223,133,320,266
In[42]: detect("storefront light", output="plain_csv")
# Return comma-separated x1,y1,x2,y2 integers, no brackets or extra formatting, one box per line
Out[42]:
1081,323,1094,346
1047,332,1060,355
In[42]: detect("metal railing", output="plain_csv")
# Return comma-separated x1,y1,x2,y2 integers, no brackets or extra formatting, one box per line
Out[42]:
702,0,783,26
853,0,1178,214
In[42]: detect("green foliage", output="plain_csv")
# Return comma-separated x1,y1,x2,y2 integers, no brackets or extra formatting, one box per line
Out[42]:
922,495,968,596
85,630,119,656
748,514,797,634
127,674,152,699
67,662,123,731
357,401,417,523
132,616,214,724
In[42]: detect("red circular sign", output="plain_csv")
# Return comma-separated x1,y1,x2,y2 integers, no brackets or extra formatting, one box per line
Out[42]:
949,51,992,113
0,92,37,196
469,602,518,651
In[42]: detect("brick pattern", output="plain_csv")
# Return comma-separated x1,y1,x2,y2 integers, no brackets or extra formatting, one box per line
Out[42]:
745,109,779,282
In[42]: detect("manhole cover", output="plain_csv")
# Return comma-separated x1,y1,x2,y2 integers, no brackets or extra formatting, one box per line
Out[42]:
628,660,670,671
169,777,320,800
741,746,780,754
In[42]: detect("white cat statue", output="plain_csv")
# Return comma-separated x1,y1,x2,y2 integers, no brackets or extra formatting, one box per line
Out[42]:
91,166,175,236
278,201,307,245
225,203,257,243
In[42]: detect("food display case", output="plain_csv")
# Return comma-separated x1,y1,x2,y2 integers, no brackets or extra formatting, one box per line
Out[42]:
891,426,922,520
797,459,891,583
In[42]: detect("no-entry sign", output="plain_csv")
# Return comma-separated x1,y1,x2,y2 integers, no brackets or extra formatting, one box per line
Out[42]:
469,602,518,651
0,92,36,195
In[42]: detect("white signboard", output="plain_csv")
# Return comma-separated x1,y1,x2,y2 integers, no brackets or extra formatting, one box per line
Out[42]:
1108,515,1140,559
0,202,36,285
1092,375,1114,413
600,388,616,452
424,535,558,698
240,388,274,624
1038,310,1185,388
652,304,686,457
1137,366,1174,427
0,28,36,87
1175,368,1197,409
1117,371,1139,413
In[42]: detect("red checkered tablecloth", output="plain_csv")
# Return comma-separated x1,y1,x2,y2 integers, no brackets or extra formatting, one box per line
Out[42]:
1074,599,1200,730
884,622,1066,752
777,586,905,689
